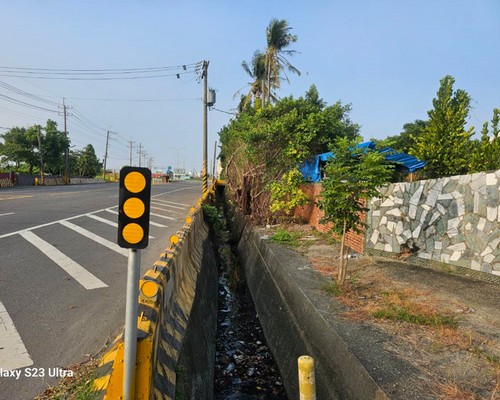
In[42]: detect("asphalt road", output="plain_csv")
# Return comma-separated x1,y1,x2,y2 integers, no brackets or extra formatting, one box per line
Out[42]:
0,180,202,399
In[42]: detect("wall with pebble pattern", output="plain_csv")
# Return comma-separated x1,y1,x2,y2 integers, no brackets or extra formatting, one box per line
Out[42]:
365,170,500,276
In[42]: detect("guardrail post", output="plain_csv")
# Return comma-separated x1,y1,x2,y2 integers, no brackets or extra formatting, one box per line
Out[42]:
298,355,316,400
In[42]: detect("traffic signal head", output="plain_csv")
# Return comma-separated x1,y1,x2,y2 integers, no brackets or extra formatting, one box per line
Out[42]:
118,167,151,249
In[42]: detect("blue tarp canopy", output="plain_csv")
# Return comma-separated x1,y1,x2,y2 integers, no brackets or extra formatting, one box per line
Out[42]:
299,141,426,182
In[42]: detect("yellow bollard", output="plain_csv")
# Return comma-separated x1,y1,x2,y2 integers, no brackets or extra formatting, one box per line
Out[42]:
298,355,316,400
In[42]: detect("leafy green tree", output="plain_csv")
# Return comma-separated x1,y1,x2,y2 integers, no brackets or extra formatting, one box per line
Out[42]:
264,18,300,106
0,126,39,173
470,108,500,172
318,137,393,284
76,144,101,177
411,75,474,178
372,120,428,154
43,120,69,175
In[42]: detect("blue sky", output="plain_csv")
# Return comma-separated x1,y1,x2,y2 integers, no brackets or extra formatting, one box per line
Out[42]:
0,1,499,172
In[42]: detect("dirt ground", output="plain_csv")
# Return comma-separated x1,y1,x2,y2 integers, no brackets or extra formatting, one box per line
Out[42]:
274,225,500,400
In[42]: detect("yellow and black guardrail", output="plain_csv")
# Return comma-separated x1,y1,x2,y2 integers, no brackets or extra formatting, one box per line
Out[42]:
93,182,218,399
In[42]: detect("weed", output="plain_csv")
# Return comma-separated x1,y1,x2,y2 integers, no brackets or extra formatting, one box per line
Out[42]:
35,360,100,400
372,305,458,328
270,229,300,246
322,281,343,297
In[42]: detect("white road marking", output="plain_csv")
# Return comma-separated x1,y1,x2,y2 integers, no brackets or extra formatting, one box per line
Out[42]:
151,205,180,214
85,214,155,239
59,220,128,257
153,199,190,207
86,213,118,227
150,212,175,221
104,209,167,227
151,200,185,210
152,186,199,197
0,301,33,371
0,212,15,217
150,220,168,228
0,208,109,239
19,231,108,290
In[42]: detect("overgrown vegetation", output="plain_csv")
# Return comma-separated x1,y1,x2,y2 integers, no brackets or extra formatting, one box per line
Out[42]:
220,85,360,224
202,204,224,236
34,359,99,400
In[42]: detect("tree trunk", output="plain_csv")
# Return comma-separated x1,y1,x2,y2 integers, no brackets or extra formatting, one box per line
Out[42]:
266,55,272,105
338,219,348,285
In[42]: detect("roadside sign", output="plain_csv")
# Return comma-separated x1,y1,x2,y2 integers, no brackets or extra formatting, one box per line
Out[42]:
118,167,151,249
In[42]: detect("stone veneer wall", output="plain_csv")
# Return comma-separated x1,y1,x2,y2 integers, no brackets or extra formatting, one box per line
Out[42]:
365,170,500,276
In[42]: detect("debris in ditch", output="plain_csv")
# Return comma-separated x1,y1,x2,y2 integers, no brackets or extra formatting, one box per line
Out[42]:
213,213,288,399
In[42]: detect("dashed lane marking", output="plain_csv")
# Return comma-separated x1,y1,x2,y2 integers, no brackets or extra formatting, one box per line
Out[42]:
0,212,15,217
0,301,34,371
19,231,108,290
59,220,128,257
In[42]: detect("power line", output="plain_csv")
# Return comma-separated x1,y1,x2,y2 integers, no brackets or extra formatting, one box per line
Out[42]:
51,96,202,102
0,62,201,73
0,80,60,106
0,62,203,81
211,107,237,115
0,71,197,81
0,93,59,113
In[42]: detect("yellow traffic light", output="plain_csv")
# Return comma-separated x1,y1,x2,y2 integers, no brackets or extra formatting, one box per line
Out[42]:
118,167,151,249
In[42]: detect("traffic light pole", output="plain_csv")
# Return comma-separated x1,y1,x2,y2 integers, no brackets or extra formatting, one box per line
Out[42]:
124,248,141,400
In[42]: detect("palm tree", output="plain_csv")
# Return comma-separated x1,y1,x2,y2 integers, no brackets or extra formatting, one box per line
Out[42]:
264,18,301,106
242,50,266,108
236,50,278,109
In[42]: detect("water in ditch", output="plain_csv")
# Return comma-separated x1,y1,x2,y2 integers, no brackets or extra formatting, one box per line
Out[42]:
211,207,288,400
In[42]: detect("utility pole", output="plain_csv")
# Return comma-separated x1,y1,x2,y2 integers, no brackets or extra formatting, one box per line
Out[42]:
202,60,209,193
212,140,217,180
63,98,70,184
102,130,117,179
138,143,142,167
128,140,134,166
103,130,110,179
36,126,44,185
